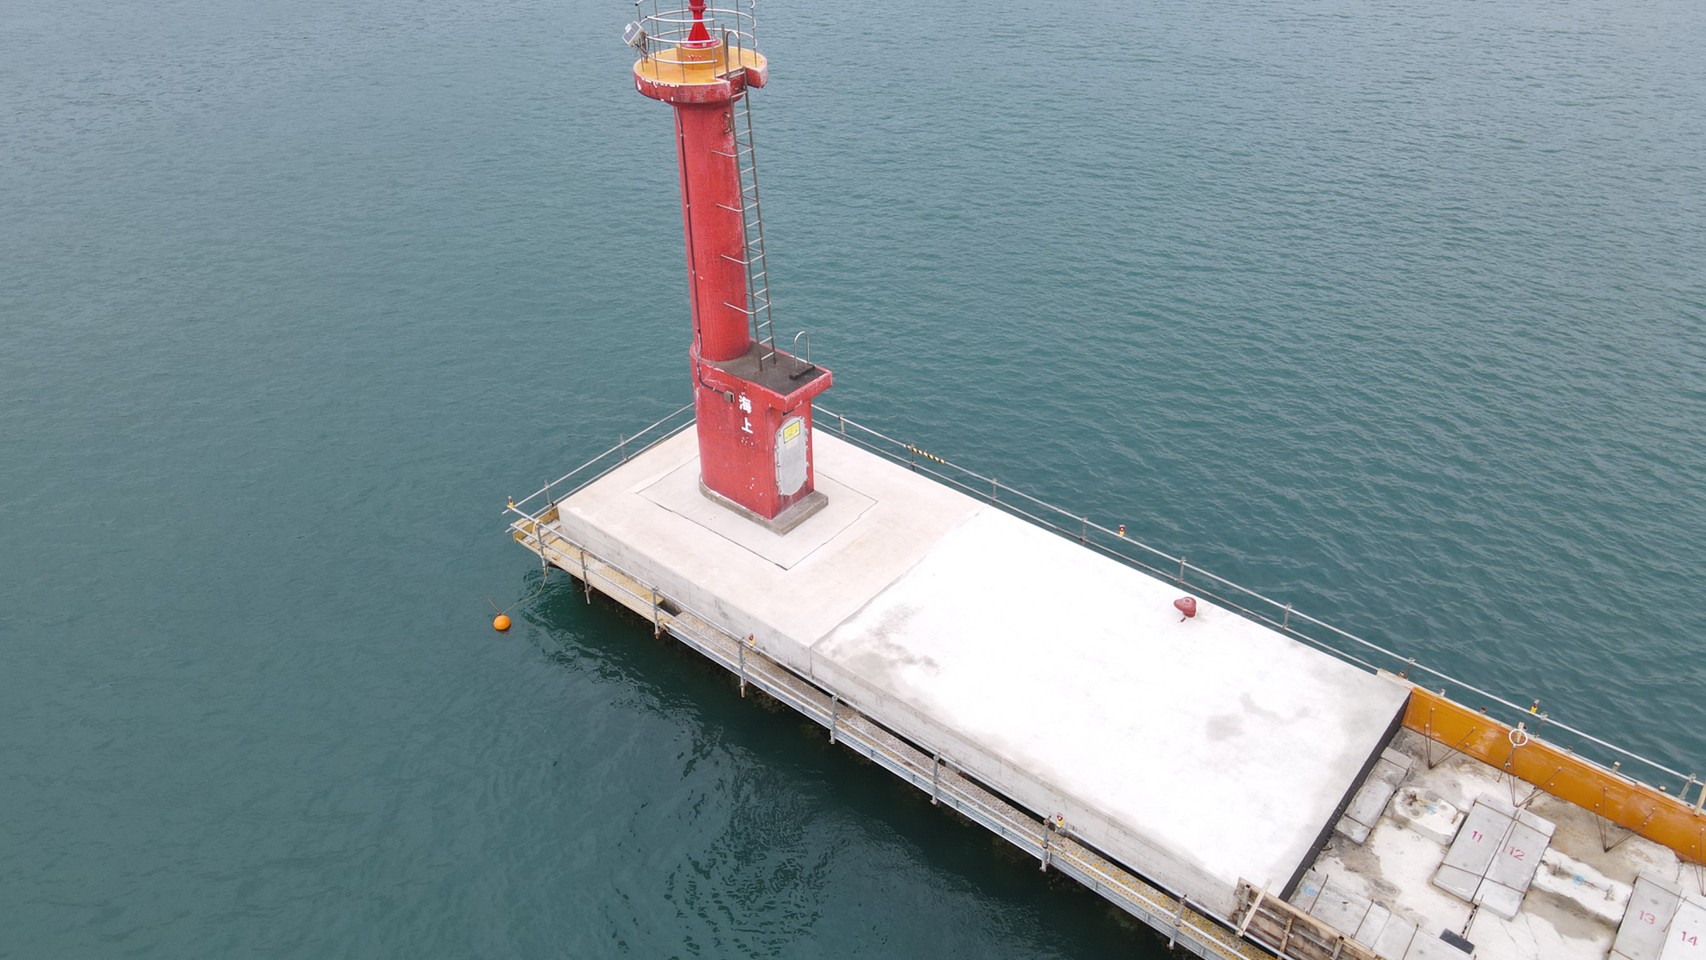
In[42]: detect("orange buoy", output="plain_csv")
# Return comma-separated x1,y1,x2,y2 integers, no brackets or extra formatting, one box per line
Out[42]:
493,614,512,632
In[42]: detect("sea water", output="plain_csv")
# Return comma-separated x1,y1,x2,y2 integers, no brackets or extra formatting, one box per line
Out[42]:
3,0,1702,955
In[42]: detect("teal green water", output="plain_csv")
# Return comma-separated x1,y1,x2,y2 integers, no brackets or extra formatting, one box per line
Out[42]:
4,0,1703,955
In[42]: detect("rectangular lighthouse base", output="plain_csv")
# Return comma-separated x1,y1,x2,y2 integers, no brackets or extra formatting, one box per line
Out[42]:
552,427,1411,918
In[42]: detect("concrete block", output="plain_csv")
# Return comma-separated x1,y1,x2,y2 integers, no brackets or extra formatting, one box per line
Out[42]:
1475,880,1525,921
1391,787,1464,846
1614,872,1683,960
1292,866,1328,911
1434,863,1484,903
1356,902,1393,946
1339,749,1414,844
1532,847,1631,925
1661,896,1706,960
1475,817,1554,918
1404,930,1475,958
1439,800,1512,884
1311,877,1375,939
1374,916,1419,959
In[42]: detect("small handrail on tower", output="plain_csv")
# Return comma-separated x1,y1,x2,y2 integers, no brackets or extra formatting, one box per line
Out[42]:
790,330,815,380
627,2,762,86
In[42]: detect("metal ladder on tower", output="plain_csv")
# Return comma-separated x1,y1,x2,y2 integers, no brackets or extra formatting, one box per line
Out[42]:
726,88,779,366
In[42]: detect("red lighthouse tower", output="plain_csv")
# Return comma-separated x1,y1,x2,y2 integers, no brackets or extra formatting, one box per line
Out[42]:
628,2,832,531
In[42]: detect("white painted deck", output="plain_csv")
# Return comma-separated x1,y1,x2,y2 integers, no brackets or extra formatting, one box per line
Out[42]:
555,428,1410,917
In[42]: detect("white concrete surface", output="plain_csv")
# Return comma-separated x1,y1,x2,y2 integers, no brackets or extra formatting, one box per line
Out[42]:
809,504,1410,914
1307,729,1686,960
557,429,980,679
555,429,1411,916
640,457,876,570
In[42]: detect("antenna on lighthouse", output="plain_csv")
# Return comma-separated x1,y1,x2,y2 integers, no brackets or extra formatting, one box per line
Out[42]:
628,1,833,533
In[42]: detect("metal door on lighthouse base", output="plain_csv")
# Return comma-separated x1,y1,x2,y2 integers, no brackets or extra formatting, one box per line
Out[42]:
774,415,807,496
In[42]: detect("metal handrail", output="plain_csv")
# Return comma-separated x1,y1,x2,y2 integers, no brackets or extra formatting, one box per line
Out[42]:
507,401,696,515
507,405,1698,804
629,1,761,83
813,406,1699,797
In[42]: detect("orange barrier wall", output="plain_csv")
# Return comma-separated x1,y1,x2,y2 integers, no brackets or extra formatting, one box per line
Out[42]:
1403,687,1704,864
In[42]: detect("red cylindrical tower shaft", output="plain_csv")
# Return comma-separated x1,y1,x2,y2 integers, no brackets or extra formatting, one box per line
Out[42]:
673,101,751,362
632,7,832,529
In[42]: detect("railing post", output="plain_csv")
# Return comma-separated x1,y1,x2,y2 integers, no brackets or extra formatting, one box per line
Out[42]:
1178,556,1188,585
1168,897,1187,949
651,588,661,637
991,478,998,502
1282,603,1291,632
838,413,845,435
829,695,839,744
579,548,591,603
931,752,942,805
738,636,748,697
619,434,628,461
1079,517,1088,542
